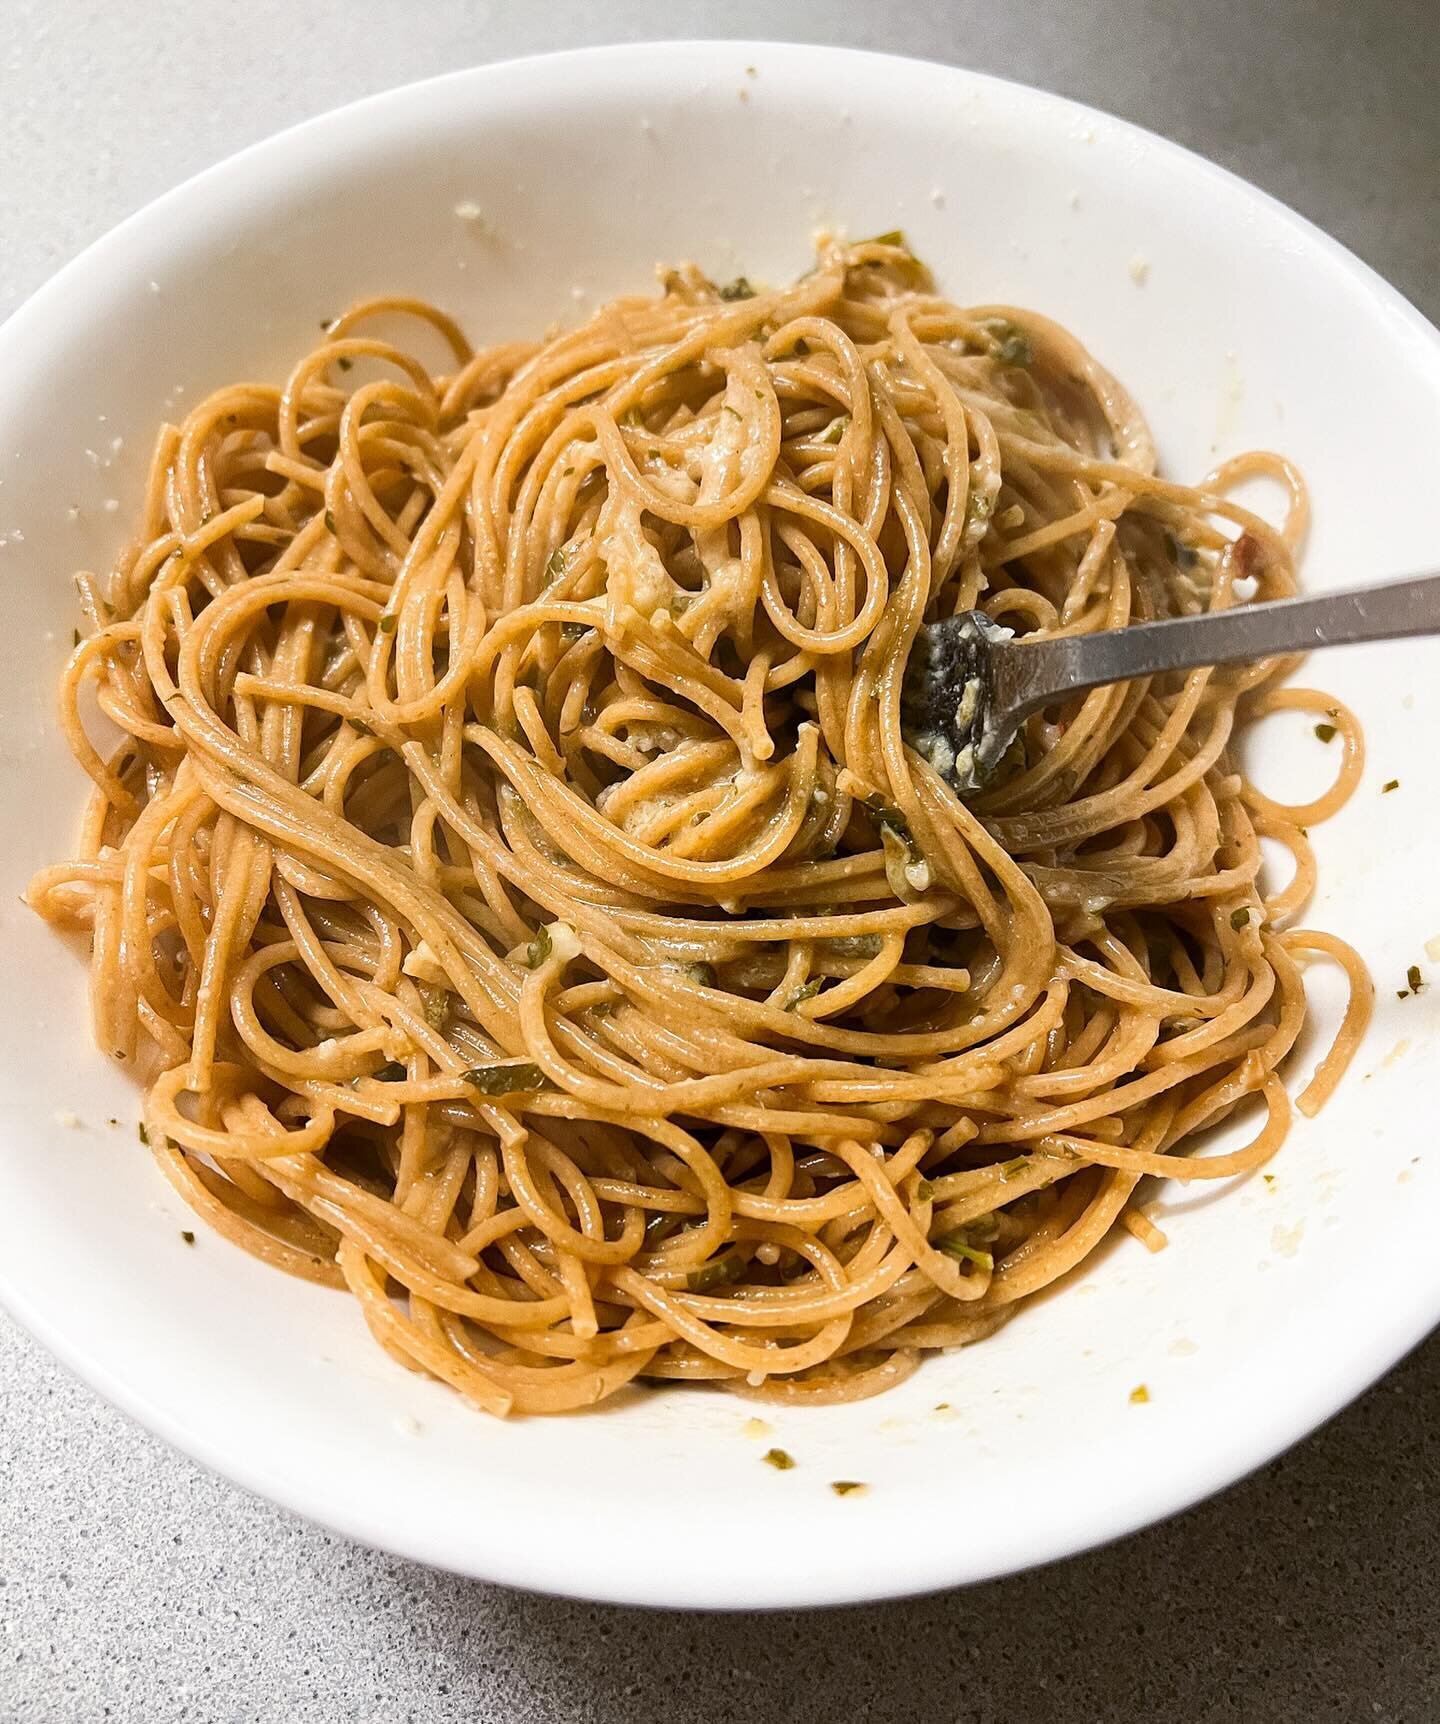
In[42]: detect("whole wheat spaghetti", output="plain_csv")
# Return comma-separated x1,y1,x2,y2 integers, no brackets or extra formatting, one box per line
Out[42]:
29,239,1372,1416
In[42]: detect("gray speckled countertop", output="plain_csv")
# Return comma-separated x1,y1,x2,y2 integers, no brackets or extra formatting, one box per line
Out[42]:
3,3,1439,1719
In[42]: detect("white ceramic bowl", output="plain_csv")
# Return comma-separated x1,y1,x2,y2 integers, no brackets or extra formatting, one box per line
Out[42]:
2,41,1438,1610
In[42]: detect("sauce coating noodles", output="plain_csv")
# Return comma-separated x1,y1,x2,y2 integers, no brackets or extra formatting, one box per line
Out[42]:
29,240,1371,1415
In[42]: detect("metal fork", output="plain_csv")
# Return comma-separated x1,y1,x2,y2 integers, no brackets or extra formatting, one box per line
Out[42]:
900,572,1440,793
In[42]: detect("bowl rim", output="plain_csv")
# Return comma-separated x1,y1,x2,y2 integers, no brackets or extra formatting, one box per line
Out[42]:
2,37,1439,1610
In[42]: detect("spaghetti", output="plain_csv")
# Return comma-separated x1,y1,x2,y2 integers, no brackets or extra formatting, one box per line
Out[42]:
29,238,1372,1416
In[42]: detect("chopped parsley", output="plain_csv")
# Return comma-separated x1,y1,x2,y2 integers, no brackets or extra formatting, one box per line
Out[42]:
1409,965,1424,993
423,989,449,1032
718,277,755,301
545,547,566,582
372,1060,407,1082
1314,722,1337,743
1382,778,1400,793
350,717,373,736
934,1230,994,1271
964,490,993,536
814,415,849,446
526,925,552,969
858,229,906,248
1230,907,1251,931
992,323,1034,368
1000,1157,1029,1182
137,1123,149,1146
686,1253,746,1292
180,1230,195,1246
783,977,824,1011
336,356,353,372
324,509,336,533
915,1178,936,1203
460,1062,553,1095
866,798,913,844
762,1447,795,1470
827,933,882,960
829,1480,866,1497
378,613,397,635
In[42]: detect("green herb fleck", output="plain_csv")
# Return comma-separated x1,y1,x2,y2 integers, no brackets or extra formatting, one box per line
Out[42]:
674,961,717,988
964,491,994,540
762,1447,795,1471
137,1123,150,1146
830,1480,866,1497
1382,778,1399,793
460,1061,554,1095
559,622,587,644
1230,907,1251,931
323,509,337,533
934,1230,994,1271
350,716,373,736
1408,964,1424,994
1314,722,1337,743
1000,1157,1029,1182
378,612,397,635
181,1230,195,1246
915,1178,936,1203
545,547,566,583
526,925,553,969
815,415,848,446
373,1060,407,1082
866,798,913,845
993,324,1034,368
1164,529,1200,570
784,977,825,1011
858,229,906,249
718,277,755,301
686,1253,746,1292
423,989,449,1033
827,932,882,960
336,356,353,372
320,317,335,332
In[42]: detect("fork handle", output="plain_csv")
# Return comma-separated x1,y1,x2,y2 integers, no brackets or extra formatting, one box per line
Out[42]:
997,572,1440,720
